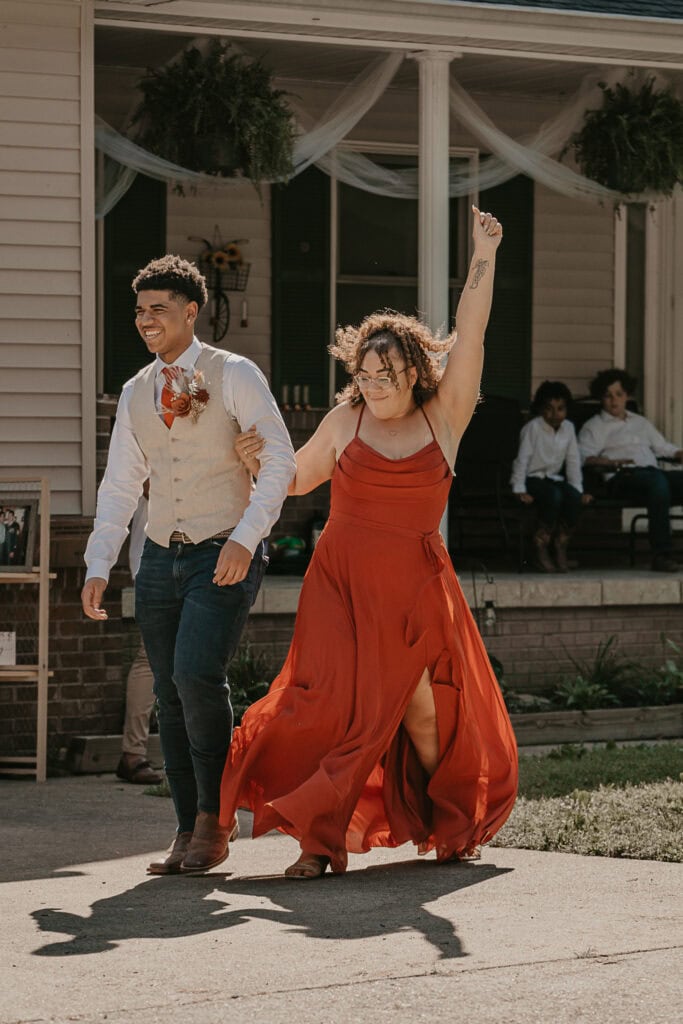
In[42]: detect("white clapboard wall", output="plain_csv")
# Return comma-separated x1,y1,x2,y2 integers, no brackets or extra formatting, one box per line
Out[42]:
0,0,85,514
532,185,615,398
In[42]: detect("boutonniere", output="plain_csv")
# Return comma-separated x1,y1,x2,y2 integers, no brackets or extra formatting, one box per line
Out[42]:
162,367,210,423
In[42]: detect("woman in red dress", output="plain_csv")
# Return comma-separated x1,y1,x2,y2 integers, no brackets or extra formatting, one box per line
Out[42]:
221,207,517,878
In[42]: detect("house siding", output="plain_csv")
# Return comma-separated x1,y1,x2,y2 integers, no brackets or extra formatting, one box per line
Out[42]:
165,184,272,378
0,0,88,514
532,186,615,399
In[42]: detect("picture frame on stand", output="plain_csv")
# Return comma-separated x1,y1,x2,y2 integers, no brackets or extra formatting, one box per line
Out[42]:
0,497,38,572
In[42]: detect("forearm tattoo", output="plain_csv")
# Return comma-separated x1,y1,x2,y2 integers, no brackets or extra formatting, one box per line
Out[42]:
469,259,489,289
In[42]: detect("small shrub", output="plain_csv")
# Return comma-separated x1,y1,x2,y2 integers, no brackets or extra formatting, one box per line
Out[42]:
552,676,620,711
563,636,640,696
229,642,276,723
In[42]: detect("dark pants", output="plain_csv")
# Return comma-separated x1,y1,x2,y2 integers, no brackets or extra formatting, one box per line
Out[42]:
135,537,266,833
525,477,582,530
608,467,683,555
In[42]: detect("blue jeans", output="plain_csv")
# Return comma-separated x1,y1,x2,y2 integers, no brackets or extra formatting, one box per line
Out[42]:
608,467,683,555
135,537,266,833
525,477,582,530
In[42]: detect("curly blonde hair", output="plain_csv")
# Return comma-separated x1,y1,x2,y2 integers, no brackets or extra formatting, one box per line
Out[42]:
329,311,453,407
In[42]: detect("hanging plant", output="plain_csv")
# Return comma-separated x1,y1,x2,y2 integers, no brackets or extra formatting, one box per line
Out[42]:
565,75,683,197
131,40,295,195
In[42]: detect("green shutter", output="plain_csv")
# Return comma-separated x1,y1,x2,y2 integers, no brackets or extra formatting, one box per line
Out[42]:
271,167,331,408
103,174,167,394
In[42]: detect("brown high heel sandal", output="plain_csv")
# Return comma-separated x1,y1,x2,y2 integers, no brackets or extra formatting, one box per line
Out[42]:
284,853,330,879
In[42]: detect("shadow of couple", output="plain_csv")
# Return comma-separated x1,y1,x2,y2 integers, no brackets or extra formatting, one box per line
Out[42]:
32,856,511,961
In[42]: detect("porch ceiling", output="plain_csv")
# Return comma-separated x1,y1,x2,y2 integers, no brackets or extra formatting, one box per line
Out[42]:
95,25,683,99
95,1,683,71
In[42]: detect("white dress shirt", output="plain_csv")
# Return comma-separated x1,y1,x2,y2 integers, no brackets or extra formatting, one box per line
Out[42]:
510,416,583,494
578,410,679,475
85,338,296,582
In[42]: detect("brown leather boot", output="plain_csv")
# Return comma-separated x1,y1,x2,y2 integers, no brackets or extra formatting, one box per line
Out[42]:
552,524,573,573
532,526,556,573
180,812,236,874
147,831,193,875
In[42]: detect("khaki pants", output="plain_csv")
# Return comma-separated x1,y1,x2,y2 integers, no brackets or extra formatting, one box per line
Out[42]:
122,644,156,757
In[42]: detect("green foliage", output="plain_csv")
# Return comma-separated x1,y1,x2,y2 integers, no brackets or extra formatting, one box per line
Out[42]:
552,676,620,711
551,636,639,710
229,642,276,724
518,742,683,800
492,779,683,862
132,40,295,194
567,75,683,196
496,743,683,861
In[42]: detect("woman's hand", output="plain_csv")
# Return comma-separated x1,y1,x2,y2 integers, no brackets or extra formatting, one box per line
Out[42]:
516,493,534,505
472,206,503,254
581,493,594,505
235,426,265,477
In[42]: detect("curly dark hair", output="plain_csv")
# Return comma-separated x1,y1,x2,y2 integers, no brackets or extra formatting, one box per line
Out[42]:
589,368,637,401
131,254,208,310
531,380,573,415
329,311,453,407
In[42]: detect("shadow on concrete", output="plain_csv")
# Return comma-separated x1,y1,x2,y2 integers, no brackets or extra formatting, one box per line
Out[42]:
31,859,512,960
3,776,176,883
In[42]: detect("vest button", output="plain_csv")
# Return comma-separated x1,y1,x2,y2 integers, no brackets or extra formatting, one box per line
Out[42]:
173,457,180,463
173,477,181,482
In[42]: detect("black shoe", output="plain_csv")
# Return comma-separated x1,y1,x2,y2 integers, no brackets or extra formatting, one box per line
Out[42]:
651,554,680,573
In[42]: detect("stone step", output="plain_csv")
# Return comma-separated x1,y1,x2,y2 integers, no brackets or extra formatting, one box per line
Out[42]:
65,734,162,774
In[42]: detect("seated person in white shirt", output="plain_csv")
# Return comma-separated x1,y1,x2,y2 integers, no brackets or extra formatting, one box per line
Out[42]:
511,381,591,573
578,368,683,573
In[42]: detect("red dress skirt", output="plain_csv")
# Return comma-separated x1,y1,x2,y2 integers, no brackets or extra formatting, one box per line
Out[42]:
219,427,518,873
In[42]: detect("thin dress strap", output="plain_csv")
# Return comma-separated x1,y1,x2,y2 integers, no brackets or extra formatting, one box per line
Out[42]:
354,402,366,437
419,404,437,442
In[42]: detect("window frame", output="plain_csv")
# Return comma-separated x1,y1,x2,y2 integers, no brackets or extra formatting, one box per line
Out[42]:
327,140,479,405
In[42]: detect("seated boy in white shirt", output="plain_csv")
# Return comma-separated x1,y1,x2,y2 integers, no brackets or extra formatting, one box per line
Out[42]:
511,381,592,572
578,368,683,573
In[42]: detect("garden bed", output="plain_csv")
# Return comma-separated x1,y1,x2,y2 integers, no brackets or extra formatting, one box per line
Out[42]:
510,703,683,746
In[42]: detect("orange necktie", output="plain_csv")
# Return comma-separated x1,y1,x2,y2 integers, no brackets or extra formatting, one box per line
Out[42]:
160,366,176,429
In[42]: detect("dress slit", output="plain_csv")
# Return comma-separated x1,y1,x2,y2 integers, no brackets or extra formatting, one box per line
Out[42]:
219,419,518,872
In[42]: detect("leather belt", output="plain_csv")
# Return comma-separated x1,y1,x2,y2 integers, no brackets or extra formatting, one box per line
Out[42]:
169,527,234,544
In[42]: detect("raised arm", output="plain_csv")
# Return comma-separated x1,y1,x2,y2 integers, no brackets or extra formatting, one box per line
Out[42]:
436,207,502,438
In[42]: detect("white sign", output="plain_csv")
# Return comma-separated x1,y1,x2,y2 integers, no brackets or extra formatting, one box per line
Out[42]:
0,631,16,666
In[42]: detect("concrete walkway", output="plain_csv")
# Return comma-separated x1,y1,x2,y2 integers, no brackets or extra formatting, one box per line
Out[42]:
3,775,681,1024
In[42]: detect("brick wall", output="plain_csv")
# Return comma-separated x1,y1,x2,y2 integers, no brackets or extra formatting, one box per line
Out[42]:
482,605,683,691
244,604,683,695
3,567,682,760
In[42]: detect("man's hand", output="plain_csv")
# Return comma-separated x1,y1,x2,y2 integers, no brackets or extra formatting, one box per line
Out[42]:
516,493,534,504
581,493,594,505
81,577,108,620
213,539,252,586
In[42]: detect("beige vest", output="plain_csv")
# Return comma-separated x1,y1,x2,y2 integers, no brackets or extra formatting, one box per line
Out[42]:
127,345,252,546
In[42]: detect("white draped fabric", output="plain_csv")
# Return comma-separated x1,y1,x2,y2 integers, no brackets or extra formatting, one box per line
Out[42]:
95,51,661,217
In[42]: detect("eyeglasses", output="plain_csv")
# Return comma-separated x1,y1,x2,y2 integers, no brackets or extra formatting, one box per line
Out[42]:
354,368,408,392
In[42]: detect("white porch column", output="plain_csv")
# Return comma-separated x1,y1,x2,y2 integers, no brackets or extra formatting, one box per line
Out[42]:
413,51,453,543
644,196,683,444
414,51,453,334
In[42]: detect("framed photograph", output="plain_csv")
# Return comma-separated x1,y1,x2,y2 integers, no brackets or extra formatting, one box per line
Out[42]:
0,498,38,572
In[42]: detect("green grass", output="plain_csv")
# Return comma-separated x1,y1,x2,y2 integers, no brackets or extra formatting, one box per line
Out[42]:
493,742,683,862
517,742,683,800
492,780,683,862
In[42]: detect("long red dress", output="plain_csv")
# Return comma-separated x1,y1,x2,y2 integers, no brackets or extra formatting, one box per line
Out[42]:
219,405,518,873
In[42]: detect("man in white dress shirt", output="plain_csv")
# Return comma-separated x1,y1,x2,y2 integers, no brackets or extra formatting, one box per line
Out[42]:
82,255,296,874
578,369,683,572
